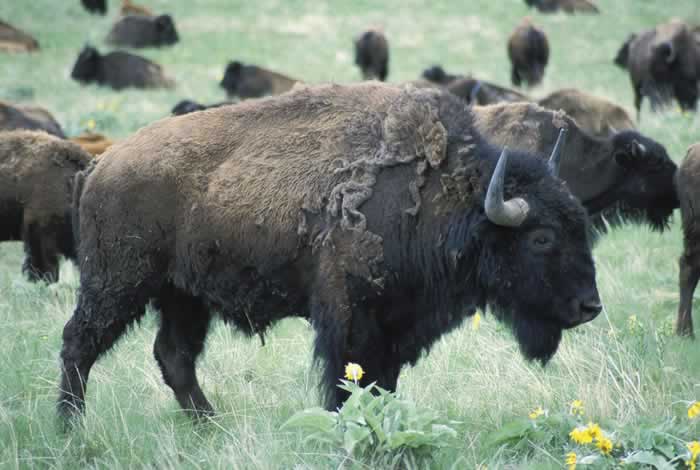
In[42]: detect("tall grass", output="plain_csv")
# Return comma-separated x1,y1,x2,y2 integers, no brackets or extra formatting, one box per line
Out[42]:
1,0,699,468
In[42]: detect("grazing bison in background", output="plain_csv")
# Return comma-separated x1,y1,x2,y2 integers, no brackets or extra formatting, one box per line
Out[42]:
675,143,700,338
508,18,549,88
69,132,114,156
354,29,389,81
614,20,700,117
0,19,39,53
447,77,530,106
58,83,601,422
538,88,636,138
219,61,298,99
171,100,230,116
524,0,599,14
473,102,678,232
71,45,175,90
0,131,91,282
81,0,106,15
106,14,179,48
121,0,152,16
0,101,65,138
421,65,462,85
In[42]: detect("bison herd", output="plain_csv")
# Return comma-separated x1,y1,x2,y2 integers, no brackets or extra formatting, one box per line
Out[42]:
0,0,698,426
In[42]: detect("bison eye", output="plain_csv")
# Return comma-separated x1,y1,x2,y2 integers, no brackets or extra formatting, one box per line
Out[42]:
528,228,555,253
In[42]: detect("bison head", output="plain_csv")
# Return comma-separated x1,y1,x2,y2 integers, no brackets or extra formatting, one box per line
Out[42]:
422,65,459,85
71,45,101,83
459,130,601,363
220,61,243,94
155,15,179,46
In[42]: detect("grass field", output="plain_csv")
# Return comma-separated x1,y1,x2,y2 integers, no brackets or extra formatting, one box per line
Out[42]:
1,0,700,468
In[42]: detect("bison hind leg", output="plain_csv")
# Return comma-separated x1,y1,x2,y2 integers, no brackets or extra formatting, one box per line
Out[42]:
153,285,214,417
677,252,699,337
22,222,59,283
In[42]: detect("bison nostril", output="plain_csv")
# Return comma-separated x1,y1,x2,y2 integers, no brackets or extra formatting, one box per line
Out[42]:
580,299,602,320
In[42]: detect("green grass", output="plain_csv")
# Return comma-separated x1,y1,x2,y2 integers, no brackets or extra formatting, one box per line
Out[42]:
1,0,700,468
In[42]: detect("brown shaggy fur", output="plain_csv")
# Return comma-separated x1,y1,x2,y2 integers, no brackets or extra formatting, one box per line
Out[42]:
508,18,549,88
121,0,153,16
538,89,636,138
69,132,114,156
0,19,39,53
675,143,700,337
0,131,91,282
525,0,599,14
0,101,65,138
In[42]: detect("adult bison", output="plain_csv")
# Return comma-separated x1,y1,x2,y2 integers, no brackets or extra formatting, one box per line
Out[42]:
354,29,389,81
1,101,65,138
58,83,600,422
219,61,298,99
106,14,179,48
524,0,599,14
538,88,636,138
71,45,175,90
473,102,678,231
421,65,462,85
614,20,700,117
508,18,549,88
0,131,91,282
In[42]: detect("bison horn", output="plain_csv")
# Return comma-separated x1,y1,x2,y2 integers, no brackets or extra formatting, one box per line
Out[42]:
485,148,530,227
470,80,483,105
547,127,567,177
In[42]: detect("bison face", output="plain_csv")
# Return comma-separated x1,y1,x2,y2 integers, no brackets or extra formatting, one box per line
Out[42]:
220,61,243,94
473,145,600,364
71,46,100,83
155,15,179,45
610,131,679,231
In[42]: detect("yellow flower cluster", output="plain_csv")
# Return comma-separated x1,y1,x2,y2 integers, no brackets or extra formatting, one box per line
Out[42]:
344,363,364,382
565,451,577,470
689,401,700,419
570,400,585,417
688,441,700,470
529,406,545,420
570,422,612,455
472,312,482,331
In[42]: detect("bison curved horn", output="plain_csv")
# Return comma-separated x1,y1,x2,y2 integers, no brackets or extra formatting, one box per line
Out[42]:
547,127,568,177
485,148,530,227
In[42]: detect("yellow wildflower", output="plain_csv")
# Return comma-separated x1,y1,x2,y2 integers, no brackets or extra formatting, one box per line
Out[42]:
689,401,700,419
565,452,577,470
529,406,544,420
595,436,613,455
627,315,642,332
344,363,364,382
687,441,700,470
472,312,481,331
85,119,96,130
570,400,585,416
570,426,593,444
586,422,602,440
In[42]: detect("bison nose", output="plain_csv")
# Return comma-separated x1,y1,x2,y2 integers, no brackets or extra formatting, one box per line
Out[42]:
579,298,602,324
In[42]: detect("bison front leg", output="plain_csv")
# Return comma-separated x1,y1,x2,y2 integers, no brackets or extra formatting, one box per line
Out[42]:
21,222,59,283
677,252,698,337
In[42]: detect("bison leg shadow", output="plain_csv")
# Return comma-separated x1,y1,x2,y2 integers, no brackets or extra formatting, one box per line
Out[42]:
153,285,214,418
678,252,699,337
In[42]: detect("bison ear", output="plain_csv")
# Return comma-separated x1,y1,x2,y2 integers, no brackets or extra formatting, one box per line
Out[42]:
384,89,447,168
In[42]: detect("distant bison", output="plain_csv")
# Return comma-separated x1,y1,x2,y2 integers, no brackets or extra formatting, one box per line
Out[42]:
81,0,106,15
69,132,114,156
58,83,600,423
538,89,636,138
508,18,549,88
447,77,529,106
524,0,599,14
473,102,678,231
675,143,700,338
171,100,230,116
0,131,91,282
421,65,462,85
0,101,65,138
219,61,298,99
0,19,39,53
71,45,175,90
354,29,389,81
614,20,700,116
106,14,179,48
120,0,152,16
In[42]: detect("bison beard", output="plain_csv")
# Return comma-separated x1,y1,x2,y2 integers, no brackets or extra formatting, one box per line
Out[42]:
57,83,599,422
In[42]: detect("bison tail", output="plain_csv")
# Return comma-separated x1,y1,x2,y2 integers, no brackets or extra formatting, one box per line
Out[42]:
71,161,96,259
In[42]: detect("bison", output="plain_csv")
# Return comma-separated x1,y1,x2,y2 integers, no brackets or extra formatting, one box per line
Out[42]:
676,143,700,338
0,19,39,53
537,88,636,139
71,45,175,90
614,20,700,117
69,132,114,156
58,82,601,422
171,100,230,116
1,101,65,138
473,102,678,232
354,29,389,81
120,0,152,16
524,0,599,14
106,14,179,48
219,61,298,99
508,18,549,88
421,65,462,85
447,78,530,106
0,131,91,282
81,0,106,15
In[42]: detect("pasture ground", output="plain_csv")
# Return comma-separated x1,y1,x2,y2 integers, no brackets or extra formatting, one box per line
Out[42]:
1,0,699,468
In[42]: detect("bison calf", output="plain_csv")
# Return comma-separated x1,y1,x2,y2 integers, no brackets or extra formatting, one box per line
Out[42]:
106,14,179,48
508,19,549,88
219,61,298,99
0,131,91,282
1,101,65,138
354,29,389,81
71,45,175,90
